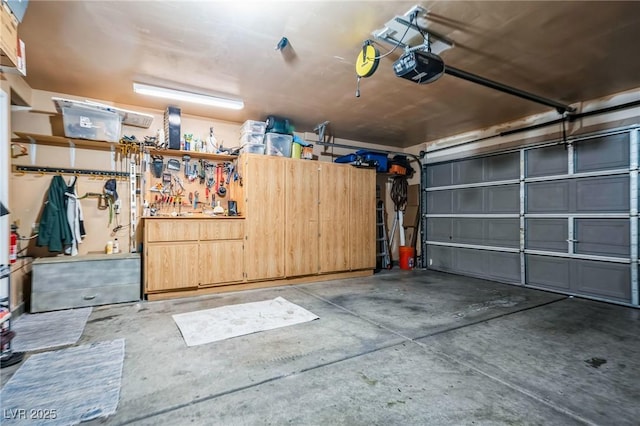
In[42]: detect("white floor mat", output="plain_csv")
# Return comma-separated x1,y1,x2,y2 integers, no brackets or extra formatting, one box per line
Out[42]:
172,297,319,346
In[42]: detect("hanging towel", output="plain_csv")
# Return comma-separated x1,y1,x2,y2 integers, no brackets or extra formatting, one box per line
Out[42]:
64,176,86,256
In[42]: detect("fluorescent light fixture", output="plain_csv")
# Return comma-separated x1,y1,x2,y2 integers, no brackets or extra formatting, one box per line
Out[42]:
133,83,244,110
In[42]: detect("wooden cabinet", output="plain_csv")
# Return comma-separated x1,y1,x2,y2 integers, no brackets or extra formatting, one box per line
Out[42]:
199,240,244,286
243,155,286,281
285,160,319,276
145,243,198,292
319,162,351,273
143,156,375,300
245,156,376,277
349,167,377,270
198,218,245,287
144,218,244,294
146,220,200,242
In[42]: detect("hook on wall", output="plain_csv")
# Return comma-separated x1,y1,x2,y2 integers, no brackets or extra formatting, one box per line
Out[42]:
11,143,28,159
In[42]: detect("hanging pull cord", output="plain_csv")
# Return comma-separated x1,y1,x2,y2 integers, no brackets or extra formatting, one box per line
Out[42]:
562,114,568,149
355,76,361,98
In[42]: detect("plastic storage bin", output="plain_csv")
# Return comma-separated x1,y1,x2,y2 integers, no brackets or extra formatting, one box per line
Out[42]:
356,150,388,172
241,120,267,134
244,143,265,155
62,105,122,142
240,132,265,145
264,132,293,157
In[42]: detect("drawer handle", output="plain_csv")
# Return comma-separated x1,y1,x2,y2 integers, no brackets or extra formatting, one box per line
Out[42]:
83,295,97,300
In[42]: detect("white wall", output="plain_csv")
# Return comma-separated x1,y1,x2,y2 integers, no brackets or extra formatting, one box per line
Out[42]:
9,88,403,257
1,89,9,299
406,87,640,164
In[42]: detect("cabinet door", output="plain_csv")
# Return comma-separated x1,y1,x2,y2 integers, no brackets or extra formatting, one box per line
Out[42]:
319,163,350,273
350,167,376,270
244,155,286,281
285,160,319,277
199,240,244,286
145,242,199,292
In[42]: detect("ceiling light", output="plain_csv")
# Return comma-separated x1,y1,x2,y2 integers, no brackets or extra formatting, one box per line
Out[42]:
132,83,244,110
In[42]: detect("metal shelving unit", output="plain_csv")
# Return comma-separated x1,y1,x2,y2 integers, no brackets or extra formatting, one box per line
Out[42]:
0,264,24,368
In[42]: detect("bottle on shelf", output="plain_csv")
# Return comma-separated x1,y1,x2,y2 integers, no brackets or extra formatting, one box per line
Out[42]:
113,238,120,254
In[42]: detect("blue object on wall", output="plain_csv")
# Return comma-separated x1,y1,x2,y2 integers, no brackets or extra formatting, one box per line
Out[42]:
6,0,29,23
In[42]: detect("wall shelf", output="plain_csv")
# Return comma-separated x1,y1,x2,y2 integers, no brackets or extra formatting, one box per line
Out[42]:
148,148,238,162
13,132,126,152
13,133,240,162
13,164,129,178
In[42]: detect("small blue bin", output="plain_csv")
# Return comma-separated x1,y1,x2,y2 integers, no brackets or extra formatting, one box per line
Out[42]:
334,153,358,164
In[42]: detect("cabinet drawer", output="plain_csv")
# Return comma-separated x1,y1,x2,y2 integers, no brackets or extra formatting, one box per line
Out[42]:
147,220,199,242
31,283,140,313
200,220,244,240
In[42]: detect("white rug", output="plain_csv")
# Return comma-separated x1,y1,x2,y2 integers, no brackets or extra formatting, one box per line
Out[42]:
12,307,92,352
173,297,319,346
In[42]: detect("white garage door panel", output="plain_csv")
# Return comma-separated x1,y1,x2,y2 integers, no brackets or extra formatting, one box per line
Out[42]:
526,255,571,290
573,260,631,302
425,126,639,307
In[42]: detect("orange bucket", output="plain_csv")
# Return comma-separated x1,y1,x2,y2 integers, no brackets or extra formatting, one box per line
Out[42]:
399,246,415,270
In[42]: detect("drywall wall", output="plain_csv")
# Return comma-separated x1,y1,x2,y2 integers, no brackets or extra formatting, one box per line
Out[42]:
10,89,401,261
408,86,640,164
1,86,9,300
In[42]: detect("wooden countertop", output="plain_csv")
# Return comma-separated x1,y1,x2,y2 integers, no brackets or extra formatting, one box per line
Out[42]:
142,215,244,220
33,252,140,264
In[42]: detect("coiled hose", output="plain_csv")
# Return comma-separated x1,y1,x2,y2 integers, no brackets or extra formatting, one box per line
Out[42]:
390,175,408,212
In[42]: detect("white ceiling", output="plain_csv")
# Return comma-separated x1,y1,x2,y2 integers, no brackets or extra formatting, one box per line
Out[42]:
16,1,640,148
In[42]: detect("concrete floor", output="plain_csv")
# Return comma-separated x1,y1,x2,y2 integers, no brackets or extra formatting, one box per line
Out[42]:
3,269,640,425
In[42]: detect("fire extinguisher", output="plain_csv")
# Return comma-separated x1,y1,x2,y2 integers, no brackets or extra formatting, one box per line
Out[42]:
9,224,18,264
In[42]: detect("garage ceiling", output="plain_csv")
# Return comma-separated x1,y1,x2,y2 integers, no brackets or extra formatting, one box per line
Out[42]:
16,1,640,148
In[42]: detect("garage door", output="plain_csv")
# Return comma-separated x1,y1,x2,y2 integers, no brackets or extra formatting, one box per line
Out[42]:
424,126,639,307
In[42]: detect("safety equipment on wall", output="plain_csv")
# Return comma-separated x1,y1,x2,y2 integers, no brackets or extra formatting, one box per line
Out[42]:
104,179,118,201
151,156,164,178
103,179,119,226
10,225,18,264
166,158,181,171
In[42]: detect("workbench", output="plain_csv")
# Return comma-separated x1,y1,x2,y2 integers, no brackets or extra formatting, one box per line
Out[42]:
142,154,377,301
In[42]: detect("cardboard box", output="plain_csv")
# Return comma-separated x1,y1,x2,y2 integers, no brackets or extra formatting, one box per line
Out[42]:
0,3,18,67
407,184,420,206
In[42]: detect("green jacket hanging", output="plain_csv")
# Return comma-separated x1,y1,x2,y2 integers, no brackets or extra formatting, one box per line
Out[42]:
37,175,73,253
